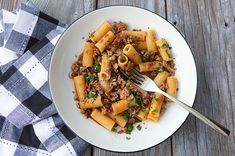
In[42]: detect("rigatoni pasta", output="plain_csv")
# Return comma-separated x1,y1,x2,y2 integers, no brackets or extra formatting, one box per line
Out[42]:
95,31,116,52
70,21,177,134
90,21,112,43
146,29,158,52
82,42,95,67
156,38,173,61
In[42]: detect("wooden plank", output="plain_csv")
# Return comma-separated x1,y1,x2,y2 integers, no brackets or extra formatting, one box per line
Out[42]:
167,0,235,156
29,0,96,25
93,1,171,156
0,0,27,10
97,0,165,17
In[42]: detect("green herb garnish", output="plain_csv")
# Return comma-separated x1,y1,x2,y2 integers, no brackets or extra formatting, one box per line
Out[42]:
165,50,173,58
84,74,93,83
128,97,135,102
92,61,101,72
141,109,150,113
156,67,164,73
122,111,130,121
86,93,98,99
90,31,95,37
125,124,134,135
137,124,142,131
153,97,159,101
144,52,151,59
134,96,142,107
112,128,117,133
126,137,131,140
152,108,159,113
161,43,172,49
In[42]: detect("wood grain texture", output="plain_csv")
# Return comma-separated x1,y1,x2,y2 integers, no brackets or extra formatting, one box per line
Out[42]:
167,0,235,156
0,0,234,156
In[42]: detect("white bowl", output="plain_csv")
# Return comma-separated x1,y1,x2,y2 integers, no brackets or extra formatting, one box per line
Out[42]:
49,6,197,152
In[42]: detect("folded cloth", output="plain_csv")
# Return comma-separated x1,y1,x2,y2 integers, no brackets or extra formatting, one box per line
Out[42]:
0,2,88,156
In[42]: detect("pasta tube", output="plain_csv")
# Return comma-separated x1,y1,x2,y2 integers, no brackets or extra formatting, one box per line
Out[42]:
73,75,86,101
123,44,142,65
134,41,147,50
146,29,158,52
95,31,115,52
98,74,110,93
108,113,127,128
112,95,135,115
154,71,169,86
137,110,148,121
147,93,164,122
122,30,146,41
80,96,103,109
156,38,173,61
82,42,95,67
166,76,178,101
100,54,111,80
139,61,161,72
90,21,112,43
111,99,128,115
91,109,115,131
117,54,128,70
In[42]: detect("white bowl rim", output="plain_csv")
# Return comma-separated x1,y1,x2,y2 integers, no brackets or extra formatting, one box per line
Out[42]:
48,5,198,153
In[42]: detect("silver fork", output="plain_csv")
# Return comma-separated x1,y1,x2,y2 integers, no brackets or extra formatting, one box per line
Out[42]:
121,69,230,136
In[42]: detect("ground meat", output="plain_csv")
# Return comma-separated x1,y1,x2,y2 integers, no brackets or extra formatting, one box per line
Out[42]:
160,83,168,92
119,87,130,99
110,92,120,102
113,21,127,34
81,109,92,118
92,81,104,94
148,71,157,79
162,60,175,74
142,93,152,105
128,118,136,124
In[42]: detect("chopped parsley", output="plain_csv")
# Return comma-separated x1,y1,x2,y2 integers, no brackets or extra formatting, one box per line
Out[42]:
161,43,172,49
126,137,131,140
92,61,101,72
86,93,98,99
137,124,142,131
152,108,159,113
128,97,135,102
84,74,93,83
165,50,173,58
153,97,159,101
112,128,117,133
120,54,126,62
132,93,142,107
125,124,134,135
141,109,150,113
156,67,164,73
122,111,130,121
144,52,151,59
90,31,95,37
134,96,142,107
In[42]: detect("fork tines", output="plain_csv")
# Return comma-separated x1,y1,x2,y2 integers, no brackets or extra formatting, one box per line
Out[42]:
120,68,145,85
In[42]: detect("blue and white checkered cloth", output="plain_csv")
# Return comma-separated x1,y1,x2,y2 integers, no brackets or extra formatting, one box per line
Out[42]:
0,2,88,156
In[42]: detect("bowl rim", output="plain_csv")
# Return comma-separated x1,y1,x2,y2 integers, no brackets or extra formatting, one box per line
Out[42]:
48,5,198,153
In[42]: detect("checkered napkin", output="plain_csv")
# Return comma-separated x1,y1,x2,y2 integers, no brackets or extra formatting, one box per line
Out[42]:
0,2,88,156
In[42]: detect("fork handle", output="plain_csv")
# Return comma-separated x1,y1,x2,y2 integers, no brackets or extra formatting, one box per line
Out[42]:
158,90,230,136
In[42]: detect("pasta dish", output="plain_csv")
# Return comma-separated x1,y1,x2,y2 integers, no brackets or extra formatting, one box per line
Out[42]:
70,21,178,134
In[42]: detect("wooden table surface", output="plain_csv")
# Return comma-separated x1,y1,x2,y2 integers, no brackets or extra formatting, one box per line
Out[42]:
1,0,234,155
